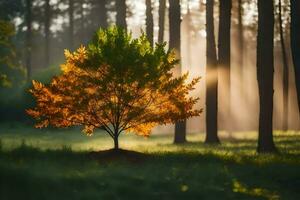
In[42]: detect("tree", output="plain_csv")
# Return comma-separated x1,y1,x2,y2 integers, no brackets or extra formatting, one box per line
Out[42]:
44,0,51,68
68,0,74,50
146,0,153,47
205,0,220,144
0,20,25,87
169,0,186,143
290,0,300,115
278,0,289,131
218,0,232,133
90,0,108,31
256,0,277,153
116,0,127,30
25,0,32,81
237,0,244,92
27,27,201,150
158,0,166,43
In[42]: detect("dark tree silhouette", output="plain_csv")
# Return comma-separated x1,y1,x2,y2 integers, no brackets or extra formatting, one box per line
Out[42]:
205,0,219,144
91,0,108,31
146,0,153,47
68,0,74,50
158,0,166,43
290,0,300,115
116,0,127,30
169,0,186,143
278,0,289,131
218,0,232,133
256,0,277,153
25,0,32,81
44,0,50,68
237,0,244,91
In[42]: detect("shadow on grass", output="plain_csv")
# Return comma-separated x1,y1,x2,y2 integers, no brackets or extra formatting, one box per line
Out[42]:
0,141,300,200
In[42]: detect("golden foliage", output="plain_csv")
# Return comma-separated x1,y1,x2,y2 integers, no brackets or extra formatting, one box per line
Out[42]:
27,27,201,140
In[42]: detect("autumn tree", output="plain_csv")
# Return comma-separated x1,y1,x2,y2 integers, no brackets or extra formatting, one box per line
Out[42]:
27,27,201,150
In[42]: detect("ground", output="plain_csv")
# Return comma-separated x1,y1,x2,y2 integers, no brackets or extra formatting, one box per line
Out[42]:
0,123,299,200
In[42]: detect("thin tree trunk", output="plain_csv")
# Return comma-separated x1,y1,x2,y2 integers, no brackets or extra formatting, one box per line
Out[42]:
205,0,220,144
25,0,32,81
290,0,300,115
278,0,289,131
80,0,86,43
257,0,277,153
146,0,154,46
116,0,127,30
113,135,119,150
99,0,108,29
68,0,74,50
44,0,50,68
158,0,166,43
237,0,244,92
218,0,232,134
169,0,186,143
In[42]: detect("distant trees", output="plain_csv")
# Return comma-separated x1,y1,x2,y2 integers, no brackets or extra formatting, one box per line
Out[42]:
256,0,277,153
68,0,74,50
158,0,166,43
27,27,201,150
290,0,300,115
169,0,186,143
278,0,289,131
116,0,127,30
44,0,51,68
25,0,32,80
146,0,153,47
218,0,232,132
205,0,219,144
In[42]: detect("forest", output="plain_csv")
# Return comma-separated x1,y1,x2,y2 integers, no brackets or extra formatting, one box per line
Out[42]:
0,0,299,199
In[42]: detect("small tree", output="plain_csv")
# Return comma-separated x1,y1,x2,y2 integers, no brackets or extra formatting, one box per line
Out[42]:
27,27,201,150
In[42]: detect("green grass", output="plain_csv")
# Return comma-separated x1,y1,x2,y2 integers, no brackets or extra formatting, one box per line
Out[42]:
0,124,300,200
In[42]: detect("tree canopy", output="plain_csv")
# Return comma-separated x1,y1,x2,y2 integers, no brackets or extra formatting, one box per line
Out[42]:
27,27,201,149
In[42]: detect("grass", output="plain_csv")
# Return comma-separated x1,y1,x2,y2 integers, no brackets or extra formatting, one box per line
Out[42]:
0,123,300,199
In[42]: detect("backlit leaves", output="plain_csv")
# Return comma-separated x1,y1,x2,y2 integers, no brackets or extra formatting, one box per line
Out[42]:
27,27,202,139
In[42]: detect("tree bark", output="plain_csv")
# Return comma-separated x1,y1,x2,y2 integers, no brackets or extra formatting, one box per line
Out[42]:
158,0,166,43
205,0,220,144
146,0,154,47
113,135,119,150
256,0,276,153
278,0,289,131
169,0,186,143
237,0,244,92
44,0,50,68
116,0,127,30
218,0,232,133
68,0,74,50
290,0,300,115
25,0,32,81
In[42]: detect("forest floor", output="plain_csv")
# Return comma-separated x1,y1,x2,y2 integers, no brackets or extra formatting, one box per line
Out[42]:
0,123,299,200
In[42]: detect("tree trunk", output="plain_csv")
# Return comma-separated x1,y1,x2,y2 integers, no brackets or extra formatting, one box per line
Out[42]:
116,0,127,30
146,0,154,47
256,0,276,153
290,0,300,115
158,0,166,43
68,0,74,50
113,135,119,150
278,0,289,131
237,0,244,93
205,0,220,144
169,0,186,143
99,0,108,29
25,0,32,81
218,0,232,133
44,0,50,68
